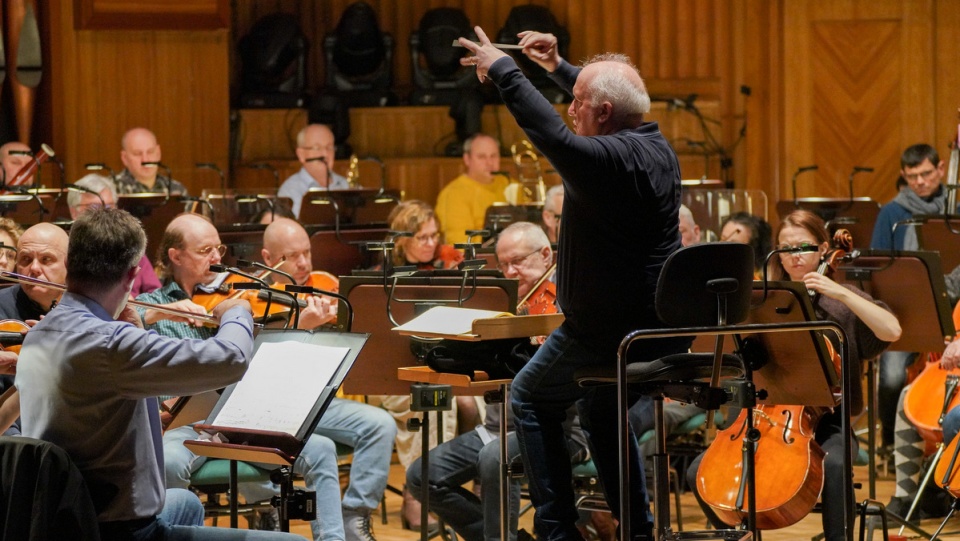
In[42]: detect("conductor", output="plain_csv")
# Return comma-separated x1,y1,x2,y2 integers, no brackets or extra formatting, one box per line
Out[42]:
460,28,688,541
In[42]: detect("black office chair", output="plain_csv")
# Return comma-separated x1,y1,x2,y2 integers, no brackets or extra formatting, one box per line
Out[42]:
0,436,101,540
495,5,571,104
576,243,755,541
324,1,397,107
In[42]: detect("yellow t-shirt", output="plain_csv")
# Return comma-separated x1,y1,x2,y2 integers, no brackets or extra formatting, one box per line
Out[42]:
435,173,511,246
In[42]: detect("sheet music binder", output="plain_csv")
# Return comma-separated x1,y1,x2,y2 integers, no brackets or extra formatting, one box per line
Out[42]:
184,329,370,465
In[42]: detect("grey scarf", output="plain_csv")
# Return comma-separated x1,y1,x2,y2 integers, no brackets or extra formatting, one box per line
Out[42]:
892,185,946,250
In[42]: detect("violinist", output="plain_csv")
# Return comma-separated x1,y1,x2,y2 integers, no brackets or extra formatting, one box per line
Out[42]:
158,214,396,541
258,216,398,541
260,217,336,329
0,223,67,436
686,210,901,541
68,173,162,296
386,200,464,270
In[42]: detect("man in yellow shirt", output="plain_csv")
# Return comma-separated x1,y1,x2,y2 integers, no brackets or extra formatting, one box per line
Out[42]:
435,133,510,246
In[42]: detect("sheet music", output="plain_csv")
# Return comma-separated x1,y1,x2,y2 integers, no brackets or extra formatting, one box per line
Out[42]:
210,341,349,435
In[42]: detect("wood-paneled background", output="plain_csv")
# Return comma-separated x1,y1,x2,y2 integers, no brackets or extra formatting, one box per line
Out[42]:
27,0,960,221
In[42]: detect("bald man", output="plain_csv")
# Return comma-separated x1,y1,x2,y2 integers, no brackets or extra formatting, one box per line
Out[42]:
278,124,349,218
0,141,34,186
462,29,688,540
261,217,335,329
116,127,188,195
0,223,68,436
434,133,509,246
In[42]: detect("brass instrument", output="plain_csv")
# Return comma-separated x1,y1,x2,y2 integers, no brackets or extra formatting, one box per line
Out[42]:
0,271,222,327
509,140,547,205
346,154,361,188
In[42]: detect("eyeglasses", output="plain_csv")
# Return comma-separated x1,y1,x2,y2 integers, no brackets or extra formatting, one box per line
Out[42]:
413,232,441,245
903,168,938,183
497,248,541,272
0,245,15,260
299,144,335,153
192,244,227,257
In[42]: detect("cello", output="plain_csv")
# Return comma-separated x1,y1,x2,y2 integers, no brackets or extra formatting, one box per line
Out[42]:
697,231,852,530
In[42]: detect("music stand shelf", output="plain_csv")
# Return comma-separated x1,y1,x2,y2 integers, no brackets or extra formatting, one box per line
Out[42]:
397,366,510,391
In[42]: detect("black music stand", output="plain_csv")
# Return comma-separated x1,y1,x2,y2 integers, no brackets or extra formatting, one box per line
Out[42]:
0,191,52,225
775,198,880,246
482,203,544,238
117,194,186,264
299,188,400,227
201,190,293,225
916,215,960,273
835,250,954,537
184,329,369,531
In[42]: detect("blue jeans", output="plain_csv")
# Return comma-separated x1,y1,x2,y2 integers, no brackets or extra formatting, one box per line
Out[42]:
100,516,300,540
164,398,396,541
159,489,204,526
511,324,687,541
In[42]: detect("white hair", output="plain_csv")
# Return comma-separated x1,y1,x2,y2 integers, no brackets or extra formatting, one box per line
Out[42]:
584,53,650,118
544,184,564,213
68,173,117,209
679,204,696,226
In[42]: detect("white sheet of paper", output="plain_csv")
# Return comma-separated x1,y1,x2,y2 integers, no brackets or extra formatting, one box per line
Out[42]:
210,341,349,436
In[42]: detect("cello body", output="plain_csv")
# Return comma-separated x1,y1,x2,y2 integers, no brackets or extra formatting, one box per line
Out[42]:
697,404,827,530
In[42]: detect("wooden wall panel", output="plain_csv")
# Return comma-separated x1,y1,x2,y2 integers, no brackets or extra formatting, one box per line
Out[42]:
48,0,231,194
75,0,230,30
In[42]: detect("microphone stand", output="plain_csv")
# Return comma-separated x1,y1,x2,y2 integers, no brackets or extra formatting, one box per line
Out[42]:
210,264,299,329
65,183,106,209
241,162,281,219
182,196,216,223
197,162,227,196
758,244,822,304
305,156,331,191
790,165,819,205
85,162,117,182
284,283,353,332
141,161,172,201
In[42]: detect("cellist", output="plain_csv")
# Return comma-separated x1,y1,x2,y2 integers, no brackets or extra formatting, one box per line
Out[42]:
687,210,901,541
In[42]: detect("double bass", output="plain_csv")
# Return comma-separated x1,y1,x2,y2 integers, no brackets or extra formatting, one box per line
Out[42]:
697,230,852,530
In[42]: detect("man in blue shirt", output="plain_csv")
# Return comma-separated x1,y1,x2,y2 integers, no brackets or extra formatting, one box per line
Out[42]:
16,208,295,540
278,124,349,218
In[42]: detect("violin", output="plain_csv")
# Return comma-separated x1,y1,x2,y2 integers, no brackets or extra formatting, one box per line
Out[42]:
517,265,556,316
254,270,340,327
0,319,28,353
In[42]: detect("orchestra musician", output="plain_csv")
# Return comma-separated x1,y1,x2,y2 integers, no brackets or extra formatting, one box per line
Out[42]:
153,213,391,541
461,28,690,540
116,127,188,196
68,173,161,296
685,210,901,541
14,208,295,540
405,222,592,541
0,217,23,272
259,217,397,540
435,133,510,246
386,200,464,270
0,142,33,186
677,204,701,247
719,211,772,277
277,124,349,218
541,184,564,245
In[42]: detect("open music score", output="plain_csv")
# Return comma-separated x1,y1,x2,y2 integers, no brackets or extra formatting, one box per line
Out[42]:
393,305,564,341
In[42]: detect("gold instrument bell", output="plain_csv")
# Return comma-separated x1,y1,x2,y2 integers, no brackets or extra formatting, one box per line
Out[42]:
505,140,547,205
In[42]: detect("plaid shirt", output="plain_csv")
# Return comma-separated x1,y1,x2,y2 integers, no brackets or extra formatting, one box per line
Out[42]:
135,281,214,340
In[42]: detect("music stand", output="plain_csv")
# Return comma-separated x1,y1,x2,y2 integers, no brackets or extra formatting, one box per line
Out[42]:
309,225,389,278
201,189,293,226
775,198,880,246
184,328,369,531
338,274,517,395
117,194,186,264
0,190,53,225
299,188,401,227
835,249,955,518
483,203,544,238
916,215,960,273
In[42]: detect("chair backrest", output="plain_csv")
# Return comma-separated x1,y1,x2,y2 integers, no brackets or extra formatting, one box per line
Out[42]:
0,436,101,540
656,242,754,328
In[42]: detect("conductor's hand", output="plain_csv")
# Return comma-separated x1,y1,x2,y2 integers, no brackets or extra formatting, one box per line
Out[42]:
143,299,208,327
213,299,252,322
517,31,560,72
942,340,960,371
459,26,507,82
0,350,17,375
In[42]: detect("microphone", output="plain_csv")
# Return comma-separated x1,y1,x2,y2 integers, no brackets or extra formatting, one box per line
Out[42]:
182,196,215,223
85,163,117,181
141,161,172,200
237,259,296,289
210,263,301,328
65,183,106,209
791,165,819,203
196,162,226,195
304,156,332,190
285,283,353,332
